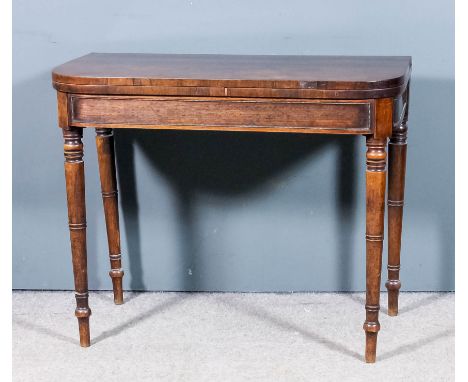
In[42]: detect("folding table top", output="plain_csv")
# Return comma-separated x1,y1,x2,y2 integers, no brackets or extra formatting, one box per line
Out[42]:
52,53,411,99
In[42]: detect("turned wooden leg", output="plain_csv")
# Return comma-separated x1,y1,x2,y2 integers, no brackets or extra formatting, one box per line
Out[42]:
363,136,387,363
96,128,124,304
385,92,409,316
63,126,91,347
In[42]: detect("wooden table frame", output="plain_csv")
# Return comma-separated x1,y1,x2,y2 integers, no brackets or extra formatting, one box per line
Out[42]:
52,54,411,363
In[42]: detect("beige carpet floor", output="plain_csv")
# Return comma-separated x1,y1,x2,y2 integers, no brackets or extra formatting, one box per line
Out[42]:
13,291,454,382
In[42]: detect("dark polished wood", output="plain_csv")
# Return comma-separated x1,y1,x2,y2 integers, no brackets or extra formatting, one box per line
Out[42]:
52,53,411,99
52,53,411,362
95,128,124,305
62,126,91,347
363,98,393,363
70,95,373,134
386,85,410,316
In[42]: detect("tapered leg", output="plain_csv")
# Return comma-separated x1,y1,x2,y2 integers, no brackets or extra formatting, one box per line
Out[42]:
63,127,91,347
363,136,387,363
95,128,124,304
385,94,409,316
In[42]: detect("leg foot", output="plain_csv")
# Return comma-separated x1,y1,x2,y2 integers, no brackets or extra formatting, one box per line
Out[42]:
77,318,91,347
75,292,91,346
365,332,378,363
109,268,124,304
386,274,401,317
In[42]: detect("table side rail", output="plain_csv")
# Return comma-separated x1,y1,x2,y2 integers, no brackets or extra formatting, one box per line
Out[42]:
67,94,375,134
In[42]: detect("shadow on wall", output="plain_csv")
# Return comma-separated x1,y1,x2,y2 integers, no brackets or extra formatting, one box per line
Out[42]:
115,128,359,292
113,77,454,292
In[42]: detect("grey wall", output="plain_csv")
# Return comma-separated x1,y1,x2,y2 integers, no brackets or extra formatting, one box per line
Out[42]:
13,0,454,291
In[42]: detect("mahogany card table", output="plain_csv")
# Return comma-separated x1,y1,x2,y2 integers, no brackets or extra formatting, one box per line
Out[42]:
52,53,411,363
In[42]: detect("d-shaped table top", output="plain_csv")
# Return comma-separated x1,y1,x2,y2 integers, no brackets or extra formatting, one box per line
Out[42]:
52,53,411,99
